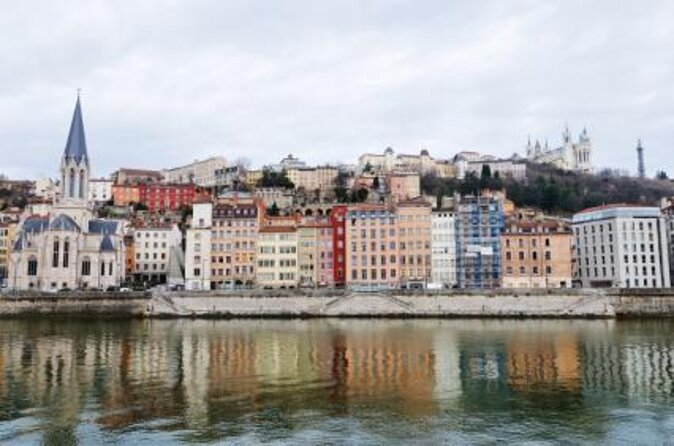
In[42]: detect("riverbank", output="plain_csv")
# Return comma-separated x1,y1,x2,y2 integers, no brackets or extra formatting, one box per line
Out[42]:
2,289,674,318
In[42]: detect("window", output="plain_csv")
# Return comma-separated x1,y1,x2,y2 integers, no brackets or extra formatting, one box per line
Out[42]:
63,240,70,268
81,258,91,276
52,240,60,267
100,262,106,276
27,257,38,276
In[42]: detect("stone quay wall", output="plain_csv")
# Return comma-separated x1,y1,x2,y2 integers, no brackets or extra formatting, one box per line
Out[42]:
2,289,674,318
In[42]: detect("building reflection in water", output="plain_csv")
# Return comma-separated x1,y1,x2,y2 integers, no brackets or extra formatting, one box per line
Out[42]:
0,319,672,442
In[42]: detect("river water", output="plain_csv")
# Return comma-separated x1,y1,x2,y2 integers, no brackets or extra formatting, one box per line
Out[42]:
0,318,672,444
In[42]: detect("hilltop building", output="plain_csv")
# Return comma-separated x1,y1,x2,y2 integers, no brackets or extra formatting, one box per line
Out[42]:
525,127,593,173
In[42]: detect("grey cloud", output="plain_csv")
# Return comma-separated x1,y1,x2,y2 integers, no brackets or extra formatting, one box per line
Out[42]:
1,0,673,178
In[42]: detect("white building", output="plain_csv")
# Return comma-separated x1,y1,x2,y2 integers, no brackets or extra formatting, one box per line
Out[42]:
430,209,457,287
131,223,182,285
185,202,213,290
571,205,670,288
526,127,593,173
163,156,226,187
33,178,59,201
8,96,126,291
88,178,113,203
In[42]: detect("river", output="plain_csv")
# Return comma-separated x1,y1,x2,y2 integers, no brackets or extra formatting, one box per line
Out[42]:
0,318,672,444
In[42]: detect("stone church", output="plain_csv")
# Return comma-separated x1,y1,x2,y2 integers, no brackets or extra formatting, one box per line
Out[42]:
9,96,126,291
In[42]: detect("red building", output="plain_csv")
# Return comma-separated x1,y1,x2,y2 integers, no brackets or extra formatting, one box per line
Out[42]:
330,205,347,287
138,183,211,212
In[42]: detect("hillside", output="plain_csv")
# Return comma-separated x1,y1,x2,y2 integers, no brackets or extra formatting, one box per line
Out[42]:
422,163,674,215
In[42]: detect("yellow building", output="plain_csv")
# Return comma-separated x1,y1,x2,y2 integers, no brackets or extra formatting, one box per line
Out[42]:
0,220,18,285
256,226,298,288
243,170,264,189
501,219,573,288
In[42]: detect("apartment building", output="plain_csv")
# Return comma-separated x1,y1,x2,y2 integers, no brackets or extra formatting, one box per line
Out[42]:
571,205,670,288
138,183,210,212
210,202,262,289
501,219,573,288
286,166,338,193
256,226,298,288
163,156,227,187
456,195,505,288
396,198,432,288
345,204,399,290
430,209,456,287
130,222,182,285
296,220,334,287
185,202,213,290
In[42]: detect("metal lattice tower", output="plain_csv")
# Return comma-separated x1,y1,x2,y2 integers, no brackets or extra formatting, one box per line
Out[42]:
637,139,645,178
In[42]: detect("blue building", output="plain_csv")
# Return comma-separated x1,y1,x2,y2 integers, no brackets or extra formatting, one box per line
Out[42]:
456,195,505,288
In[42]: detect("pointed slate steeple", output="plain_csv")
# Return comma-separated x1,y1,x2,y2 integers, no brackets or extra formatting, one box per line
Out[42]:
63,94,89,166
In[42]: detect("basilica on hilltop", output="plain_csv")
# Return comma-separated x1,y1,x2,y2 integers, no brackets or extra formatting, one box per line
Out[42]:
526,127,593,173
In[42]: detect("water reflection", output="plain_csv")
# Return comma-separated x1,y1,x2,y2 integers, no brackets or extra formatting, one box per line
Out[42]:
0,319,672,443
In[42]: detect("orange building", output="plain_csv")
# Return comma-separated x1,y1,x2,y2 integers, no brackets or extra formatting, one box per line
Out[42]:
396,198,432,288
112,184,140,207
501,219,573,288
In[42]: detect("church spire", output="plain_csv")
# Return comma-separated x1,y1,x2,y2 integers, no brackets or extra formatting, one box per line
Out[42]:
63,93,89,166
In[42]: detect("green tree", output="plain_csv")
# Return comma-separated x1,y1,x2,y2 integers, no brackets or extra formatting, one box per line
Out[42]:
267,202,280,216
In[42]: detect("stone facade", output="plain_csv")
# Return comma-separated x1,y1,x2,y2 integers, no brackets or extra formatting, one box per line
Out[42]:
8,97,126,291
501,219,573,288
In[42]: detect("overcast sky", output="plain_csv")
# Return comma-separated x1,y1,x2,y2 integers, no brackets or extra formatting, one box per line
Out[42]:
1,0,673,179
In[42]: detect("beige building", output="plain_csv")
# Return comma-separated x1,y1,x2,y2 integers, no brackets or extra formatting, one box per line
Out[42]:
254,187,294,209
287,166,338,193
359,148,454,177
388,172,421,201
501,219,573,288
163,156,227,187
210,201,263,289
256,226,298,288
296,220,333,287
396,198,432,288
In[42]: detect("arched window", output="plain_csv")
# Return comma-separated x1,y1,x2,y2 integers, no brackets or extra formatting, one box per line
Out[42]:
79,170,85,199
69,169,76,198
27,256,38,276
81,257,91,276
52,239,60,268
63,238,70,268
109,261,113,276
100,261,106,276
